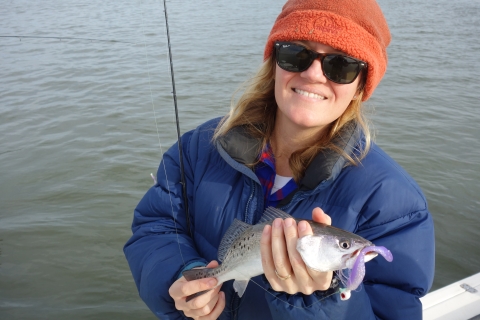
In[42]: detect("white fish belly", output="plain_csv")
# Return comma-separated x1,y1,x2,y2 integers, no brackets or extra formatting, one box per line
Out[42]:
216,254,263,283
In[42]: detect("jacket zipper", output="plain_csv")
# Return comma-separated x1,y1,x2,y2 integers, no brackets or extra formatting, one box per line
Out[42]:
243,180,256,223
231,293,240,320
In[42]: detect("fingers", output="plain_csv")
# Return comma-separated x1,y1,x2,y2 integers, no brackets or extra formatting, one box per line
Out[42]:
169,260,225,319
308,208,334,290
271,218,292,281
284,218,316,295
260,210,334,295
185,283,221,311
305,269,333,291
184,289,224,319
203,291,225,320
284,219,307,276
169,275,217,301
312,207,331,225
261,221,293,293
261,224,279,285
183,289,225,319
297,219,313,238
204,260,219,269
170,279,218,318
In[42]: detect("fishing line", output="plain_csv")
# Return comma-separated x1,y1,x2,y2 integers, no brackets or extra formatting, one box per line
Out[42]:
139,0,186,266
220,279,340,314
223,273,342,313
0,35,137,44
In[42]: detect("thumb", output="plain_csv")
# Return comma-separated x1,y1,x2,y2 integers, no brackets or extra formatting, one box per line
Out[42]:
205,260,219,268
312,207,331,226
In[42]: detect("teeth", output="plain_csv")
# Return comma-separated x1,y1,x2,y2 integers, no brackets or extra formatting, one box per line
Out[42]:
295,89,325,100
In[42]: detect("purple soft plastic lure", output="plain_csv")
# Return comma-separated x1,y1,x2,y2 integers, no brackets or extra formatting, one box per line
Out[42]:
339,245,393,300
346,246,393,292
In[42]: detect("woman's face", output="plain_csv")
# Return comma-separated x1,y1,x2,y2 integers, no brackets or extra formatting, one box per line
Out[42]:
274,40,361,133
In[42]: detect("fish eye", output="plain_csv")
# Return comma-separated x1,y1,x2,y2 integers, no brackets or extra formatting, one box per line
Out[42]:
339,239,351,249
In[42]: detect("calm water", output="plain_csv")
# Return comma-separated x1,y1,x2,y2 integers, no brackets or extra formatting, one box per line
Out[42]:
1,0,479,319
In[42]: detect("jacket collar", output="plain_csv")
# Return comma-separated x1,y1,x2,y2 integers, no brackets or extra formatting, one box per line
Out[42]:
216,121,361,191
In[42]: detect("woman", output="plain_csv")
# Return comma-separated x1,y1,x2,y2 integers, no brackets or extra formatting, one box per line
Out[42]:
124,0,435,319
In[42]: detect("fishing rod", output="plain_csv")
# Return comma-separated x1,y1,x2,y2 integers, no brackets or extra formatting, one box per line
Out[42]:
162,0,192,237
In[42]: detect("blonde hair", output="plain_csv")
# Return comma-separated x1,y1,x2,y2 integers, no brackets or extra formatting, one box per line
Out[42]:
214,56,371,183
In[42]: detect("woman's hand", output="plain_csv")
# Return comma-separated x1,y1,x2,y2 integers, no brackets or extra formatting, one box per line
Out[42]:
168,260,225,319
260,207,333,295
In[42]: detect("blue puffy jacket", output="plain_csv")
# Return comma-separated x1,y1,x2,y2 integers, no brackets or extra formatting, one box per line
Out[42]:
124,118,435,320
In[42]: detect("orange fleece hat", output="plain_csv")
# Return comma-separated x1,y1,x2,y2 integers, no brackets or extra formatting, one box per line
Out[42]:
264,0,391,101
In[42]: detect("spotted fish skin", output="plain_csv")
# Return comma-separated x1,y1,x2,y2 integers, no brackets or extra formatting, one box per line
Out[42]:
183,221,265,299
182,207,372,299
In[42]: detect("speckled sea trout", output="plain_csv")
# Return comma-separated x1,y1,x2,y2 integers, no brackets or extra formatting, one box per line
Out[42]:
183,207,391,300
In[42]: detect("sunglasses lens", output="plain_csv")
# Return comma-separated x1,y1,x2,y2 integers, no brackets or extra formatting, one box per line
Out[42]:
275,42,363,84
323,55,361,84
276,44,313,72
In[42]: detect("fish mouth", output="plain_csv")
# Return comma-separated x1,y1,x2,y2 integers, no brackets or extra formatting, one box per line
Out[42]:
346,247,379,268
363,250,379,263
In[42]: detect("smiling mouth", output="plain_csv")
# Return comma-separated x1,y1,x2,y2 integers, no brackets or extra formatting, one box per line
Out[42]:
294,88,326,100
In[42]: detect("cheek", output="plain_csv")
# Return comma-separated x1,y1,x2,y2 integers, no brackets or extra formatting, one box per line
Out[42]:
274,68,296,107
274,66,294,92
331,81,360,104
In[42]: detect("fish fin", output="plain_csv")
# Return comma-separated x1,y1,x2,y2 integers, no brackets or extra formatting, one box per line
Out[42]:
258,207,294,224
186,289,213,302
218,219,251,262
233,280,249,298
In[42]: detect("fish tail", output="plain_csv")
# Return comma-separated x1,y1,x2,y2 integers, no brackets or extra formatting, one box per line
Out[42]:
182,268,216,302
182,268,213,281
185,289,213,302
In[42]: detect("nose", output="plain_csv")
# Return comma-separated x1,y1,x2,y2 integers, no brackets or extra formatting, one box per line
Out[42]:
300,58,328,83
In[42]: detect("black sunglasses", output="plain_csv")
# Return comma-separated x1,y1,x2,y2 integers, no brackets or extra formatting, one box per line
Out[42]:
274,41,367,84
